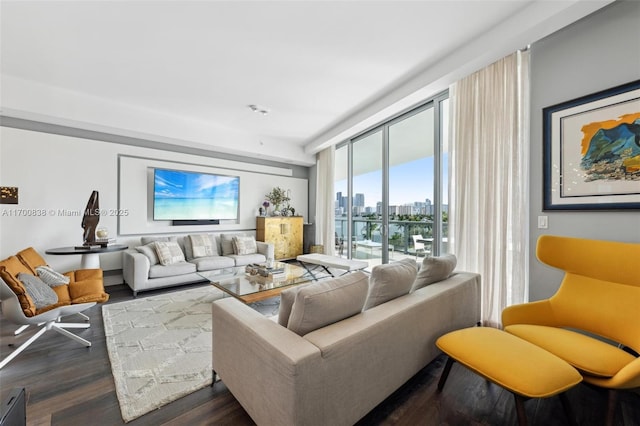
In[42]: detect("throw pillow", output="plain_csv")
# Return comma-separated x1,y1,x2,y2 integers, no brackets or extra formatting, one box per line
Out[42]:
17,272,59,309
153,241,186,266
220,233,243,256
35,265,70,286
411,254,457,291
287,271,369,336
135,243,160,265
232,235,257,255
363,258,418,310
278,285,305,327
189,234,218,258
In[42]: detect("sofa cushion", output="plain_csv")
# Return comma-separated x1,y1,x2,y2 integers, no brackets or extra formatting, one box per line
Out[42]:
154,241,186,266
17,272,58,309
0,255,33,277
72,268,103,281
51,284,72,305
287,271,369,336
411,254,457,291
188,234,218,259
141,236,176,245
233,235,257,255
0,266,36,317
504,324,636,378
136,243,160,265
190,256,234,272
35,265,70,286
69,279,108,303
16,247,47,274
220,233,244,256
228,253,267,267
363,258,418,310
149,261,196,278
62,269,108,303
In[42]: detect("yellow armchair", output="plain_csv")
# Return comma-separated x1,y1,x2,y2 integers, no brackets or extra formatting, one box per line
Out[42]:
502,235,640,425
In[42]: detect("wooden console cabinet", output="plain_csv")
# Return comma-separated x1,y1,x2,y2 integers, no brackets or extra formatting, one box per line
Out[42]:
256,216,303,260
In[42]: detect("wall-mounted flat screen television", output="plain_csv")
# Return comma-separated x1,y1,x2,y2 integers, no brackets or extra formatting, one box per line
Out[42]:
153,168,240,221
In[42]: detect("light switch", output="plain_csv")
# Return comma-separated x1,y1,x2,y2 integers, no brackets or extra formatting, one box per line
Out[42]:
537,215,548,229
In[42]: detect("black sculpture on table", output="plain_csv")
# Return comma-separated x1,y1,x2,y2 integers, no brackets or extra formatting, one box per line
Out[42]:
81,190,100,246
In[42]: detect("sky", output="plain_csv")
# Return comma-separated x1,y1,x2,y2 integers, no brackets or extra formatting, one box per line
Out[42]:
336,155,449,208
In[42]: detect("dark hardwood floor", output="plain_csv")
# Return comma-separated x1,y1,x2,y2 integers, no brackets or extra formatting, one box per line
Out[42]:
1,283,639,426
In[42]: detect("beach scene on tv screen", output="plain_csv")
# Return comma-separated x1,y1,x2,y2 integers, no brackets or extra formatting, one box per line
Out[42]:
154,169,239,220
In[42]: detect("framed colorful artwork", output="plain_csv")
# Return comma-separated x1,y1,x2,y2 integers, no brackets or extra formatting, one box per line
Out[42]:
543,80,640,210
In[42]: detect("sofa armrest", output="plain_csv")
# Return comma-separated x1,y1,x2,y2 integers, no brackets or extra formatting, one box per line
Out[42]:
122,249,150,293
212,298,323,425
502,299,555,327
256,241,274,260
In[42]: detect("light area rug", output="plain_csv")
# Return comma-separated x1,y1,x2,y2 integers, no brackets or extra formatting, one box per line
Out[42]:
102,286,224,423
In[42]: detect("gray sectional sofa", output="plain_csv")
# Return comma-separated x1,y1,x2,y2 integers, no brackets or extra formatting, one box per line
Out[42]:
122,233,274,297
211,255,481,426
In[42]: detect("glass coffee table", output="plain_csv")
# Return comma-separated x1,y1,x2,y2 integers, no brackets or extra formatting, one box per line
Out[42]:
197,261,312,304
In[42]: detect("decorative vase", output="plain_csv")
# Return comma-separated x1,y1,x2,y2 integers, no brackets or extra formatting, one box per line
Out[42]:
96,227,109,239
272,210,281,216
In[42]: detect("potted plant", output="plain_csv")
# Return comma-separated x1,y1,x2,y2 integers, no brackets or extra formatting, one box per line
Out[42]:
265,187,290,215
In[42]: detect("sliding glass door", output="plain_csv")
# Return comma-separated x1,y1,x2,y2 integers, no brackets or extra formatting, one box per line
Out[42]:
352,131,383,262
333,91,449,266
388,105,434,258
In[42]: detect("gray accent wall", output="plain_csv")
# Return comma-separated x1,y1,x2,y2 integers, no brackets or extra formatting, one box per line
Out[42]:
528,0,640,301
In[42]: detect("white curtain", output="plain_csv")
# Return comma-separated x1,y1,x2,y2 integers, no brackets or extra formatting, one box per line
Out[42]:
449,50,530,328
315,145,336,254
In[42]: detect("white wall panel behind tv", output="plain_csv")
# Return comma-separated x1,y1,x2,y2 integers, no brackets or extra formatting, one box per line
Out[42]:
118,155,308,235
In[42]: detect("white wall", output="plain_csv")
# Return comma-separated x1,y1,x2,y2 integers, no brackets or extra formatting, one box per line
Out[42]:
0,126,308,278
528,0,640,300
118,155,306,235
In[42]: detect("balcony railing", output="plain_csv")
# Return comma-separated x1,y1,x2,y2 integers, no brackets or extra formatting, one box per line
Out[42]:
335,217,448,257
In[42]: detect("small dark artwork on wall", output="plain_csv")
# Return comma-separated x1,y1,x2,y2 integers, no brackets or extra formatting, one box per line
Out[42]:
543,80,640,210
0,186,18,204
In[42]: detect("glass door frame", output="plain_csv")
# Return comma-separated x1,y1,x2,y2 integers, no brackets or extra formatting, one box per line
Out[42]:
338,89,449,263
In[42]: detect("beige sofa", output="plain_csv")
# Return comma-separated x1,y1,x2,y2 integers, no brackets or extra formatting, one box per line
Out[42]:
211,261,481,426
122,233,274,297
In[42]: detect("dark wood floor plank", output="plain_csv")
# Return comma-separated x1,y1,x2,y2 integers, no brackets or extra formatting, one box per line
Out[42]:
1,284,639,425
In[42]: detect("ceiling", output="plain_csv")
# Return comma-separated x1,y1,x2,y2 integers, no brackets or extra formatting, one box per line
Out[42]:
0,1,612,166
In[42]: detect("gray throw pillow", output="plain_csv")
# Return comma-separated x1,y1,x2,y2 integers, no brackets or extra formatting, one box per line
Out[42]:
278,284,307,327
411,254,457,291
153,241,186,266
189,234,217,259
220,233,244,256
135,243,160,265
35,265,70,286
232,235,257,255
363,258,418,310
287,271,369,336
17,272,59,309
